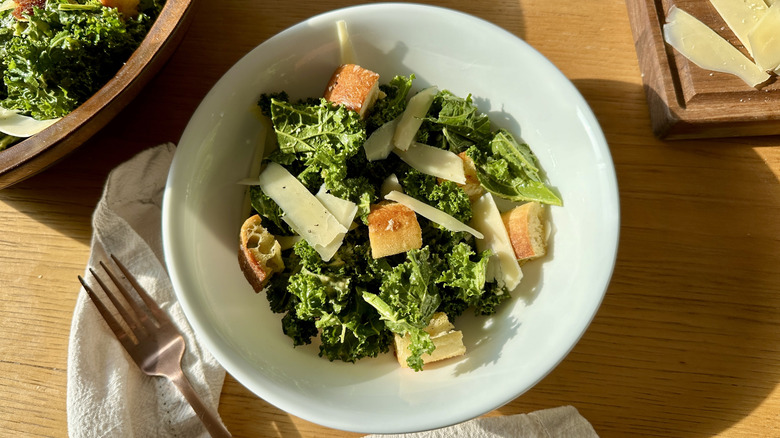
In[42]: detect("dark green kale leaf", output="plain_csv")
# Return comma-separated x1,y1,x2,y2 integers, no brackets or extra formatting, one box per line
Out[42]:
363,247,442,371
281,311,318,346
474,281,511,316
436,242,492,315
366,74,414,133
422,90,493,153
280,238,393,362
401,169,473,223
248,185,293,236
267,97,377,218
466,129,562,206
318,297,392,363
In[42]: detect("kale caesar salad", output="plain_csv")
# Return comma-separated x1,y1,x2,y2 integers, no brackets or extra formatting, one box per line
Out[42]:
0,0,165,150
238,28,562,372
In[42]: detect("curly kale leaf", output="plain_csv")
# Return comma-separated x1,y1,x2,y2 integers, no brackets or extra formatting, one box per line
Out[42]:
266,97,377,217
420,90,493,153
270,97,365,156
401,169,473,223
466,129,562,206
248,185,293,236
318,296,392,363
437,242,491,310
363,247,441,371
366,74,414,133
474,281,511,316
276,239,393,362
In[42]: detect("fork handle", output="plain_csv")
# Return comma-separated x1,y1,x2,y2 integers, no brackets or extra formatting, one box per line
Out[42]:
170,370,233,438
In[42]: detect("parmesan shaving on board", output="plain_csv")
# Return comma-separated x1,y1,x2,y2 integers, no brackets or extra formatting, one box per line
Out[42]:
663,5,770,87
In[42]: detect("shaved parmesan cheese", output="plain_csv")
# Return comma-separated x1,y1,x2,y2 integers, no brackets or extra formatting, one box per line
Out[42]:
663,6,770,87
470,193,523,291
315,185,358,228
363,117,399,161
380,174,403,197
256,162,347,248
384,190,483,239
393,142,466,184
307,187,357,261
0,0,14,12
276,235,302,250
392,86,437,151
337,20,357,66
0,108,60,137
709,0,768,56
748,4,780,72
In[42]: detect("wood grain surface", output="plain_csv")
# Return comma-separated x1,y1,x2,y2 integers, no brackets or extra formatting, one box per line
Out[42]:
627,0,780,139
1,1,779,437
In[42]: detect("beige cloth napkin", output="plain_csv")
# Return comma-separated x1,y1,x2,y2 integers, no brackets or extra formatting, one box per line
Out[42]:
365,406,599,438
66,144,598,438
66,144,227,437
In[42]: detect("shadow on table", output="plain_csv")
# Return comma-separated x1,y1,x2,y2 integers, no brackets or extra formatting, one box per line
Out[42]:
496,77,780,437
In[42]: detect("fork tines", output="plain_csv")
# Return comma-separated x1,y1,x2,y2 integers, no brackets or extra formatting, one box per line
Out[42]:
78,255,165,345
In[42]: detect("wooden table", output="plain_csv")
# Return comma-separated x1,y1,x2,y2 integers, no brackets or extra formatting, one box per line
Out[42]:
2,0,779,436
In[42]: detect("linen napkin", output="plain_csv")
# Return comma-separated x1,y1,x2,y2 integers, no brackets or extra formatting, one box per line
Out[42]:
66,144,598,438
364,406,599,438
66,143,226,438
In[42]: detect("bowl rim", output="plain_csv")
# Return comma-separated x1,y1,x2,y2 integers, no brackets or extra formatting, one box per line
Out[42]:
163,2,620,433
0,0,196,189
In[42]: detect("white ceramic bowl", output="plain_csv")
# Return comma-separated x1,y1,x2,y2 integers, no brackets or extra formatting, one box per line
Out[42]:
163,3,619,434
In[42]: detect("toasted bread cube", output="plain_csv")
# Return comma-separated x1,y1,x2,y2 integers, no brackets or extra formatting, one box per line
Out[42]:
238,215,284,292
457,152,483,201
323,64,380,118
394,312,467,369
435,152,482,201
367,202,422,258
501,202,546,261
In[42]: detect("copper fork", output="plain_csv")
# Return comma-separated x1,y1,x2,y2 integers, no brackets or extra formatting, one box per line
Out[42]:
78,255,232,438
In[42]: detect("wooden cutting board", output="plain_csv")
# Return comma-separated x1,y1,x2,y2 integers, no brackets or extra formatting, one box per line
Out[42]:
626,0,780,139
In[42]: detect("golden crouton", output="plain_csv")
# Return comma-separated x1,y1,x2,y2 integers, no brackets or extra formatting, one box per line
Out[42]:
367,202,422,258
394,312,466,369
323,64,380,118
238,215,284,292
501,201,546,261
439,152,483,201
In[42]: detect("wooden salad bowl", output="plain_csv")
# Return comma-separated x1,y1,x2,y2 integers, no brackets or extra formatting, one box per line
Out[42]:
0,0,196,189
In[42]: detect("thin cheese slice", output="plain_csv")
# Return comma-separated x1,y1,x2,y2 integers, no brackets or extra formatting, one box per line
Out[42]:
0,108,60,137
393,142,466,184
363,117,399,161
470,193,523,291
392,86,438,151
380,174,403,197
663,6,770,87
307,187,358,261
384,190,483,239
0,0,14,12
315,185,359,227
256,162,347,248
337,20,357,66
709,0,768,56
747,4,780,71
